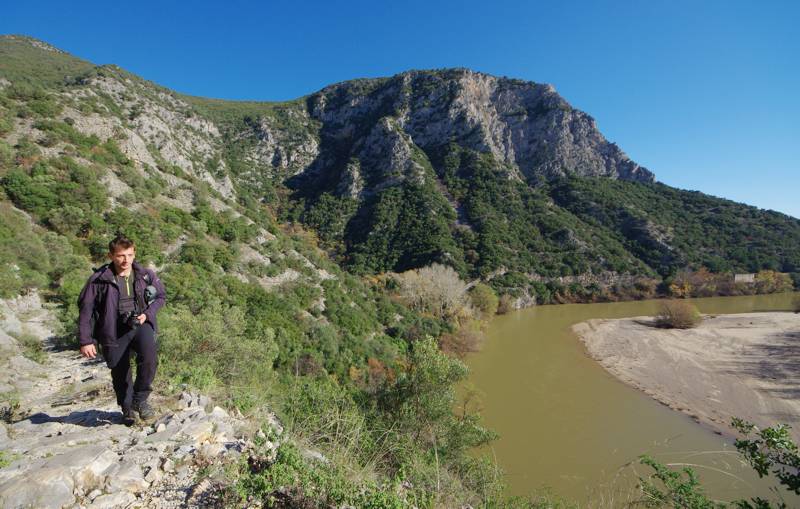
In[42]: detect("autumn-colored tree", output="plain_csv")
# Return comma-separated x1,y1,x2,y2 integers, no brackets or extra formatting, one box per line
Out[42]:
396,263,469,321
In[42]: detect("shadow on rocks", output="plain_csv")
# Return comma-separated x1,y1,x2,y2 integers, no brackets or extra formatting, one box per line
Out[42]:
20,409,122,427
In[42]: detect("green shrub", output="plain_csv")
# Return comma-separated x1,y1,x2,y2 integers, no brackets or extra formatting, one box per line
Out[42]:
0,202,51,297
636,455,722,508
656,300,702,329
469,283,498,318
158,301,278,410
0,115,13,137
496,294,514,314
235,441,411,508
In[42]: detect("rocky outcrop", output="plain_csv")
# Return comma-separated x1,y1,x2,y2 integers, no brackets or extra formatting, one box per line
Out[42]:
291,69,653,192
245,110,320,178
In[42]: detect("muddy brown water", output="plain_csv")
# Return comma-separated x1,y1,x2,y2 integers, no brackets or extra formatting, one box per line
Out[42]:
465,292,800,505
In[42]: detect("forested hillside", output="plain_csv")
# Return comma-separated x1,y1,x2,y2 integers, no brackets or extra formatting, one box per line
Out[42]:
0,35,499,506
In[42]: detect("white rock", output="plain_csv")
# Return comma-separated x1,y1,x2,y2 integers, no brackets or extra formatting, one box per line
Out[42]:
103,461,149,493
89,491,136,509
161,458,174,472
180,420,214,445
210,406,228,419
199,442,225,459
196,394,210,409
144,464,162,483
177,391,193,408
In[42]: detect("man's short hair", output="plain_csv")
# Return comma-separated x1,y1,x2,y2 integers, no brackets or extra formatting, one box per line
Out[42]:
108,234,135,254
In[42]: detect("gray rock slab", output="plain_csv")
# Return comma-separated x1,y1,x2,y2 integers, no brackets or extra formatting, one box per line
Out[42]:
0,330,20,354
89,491,136,509
0,466,75,509
143,426,181,444
104,460,149,493
179,419,214,445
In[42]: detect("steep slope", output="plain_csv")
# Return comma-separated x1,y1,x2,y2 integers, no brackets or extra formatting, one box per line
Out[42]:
184,67,800,295
0,35,499,506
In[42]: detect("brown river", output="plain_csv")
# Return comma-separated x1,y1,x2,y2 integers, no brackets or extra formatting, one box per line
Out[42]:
465,292,800,505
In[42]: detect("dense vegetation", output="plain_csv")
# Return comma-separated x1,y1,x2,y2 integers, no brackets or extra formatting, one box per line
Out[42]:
0,36,517,506
550,177,800,277
292,141,800,304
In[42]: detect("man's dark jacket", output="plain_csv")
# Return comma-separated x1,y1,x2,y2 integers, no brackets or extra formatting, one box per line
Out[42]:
77,261,166,348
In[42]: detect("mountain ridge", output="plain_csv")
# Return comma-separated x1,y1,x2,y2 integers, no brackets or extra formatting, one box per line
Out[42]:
1,34,798,300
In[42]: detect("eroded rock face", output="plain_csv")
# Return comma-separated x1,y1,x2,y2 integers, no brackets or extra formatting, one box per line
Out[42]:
294,69,653,192
246,112,320,177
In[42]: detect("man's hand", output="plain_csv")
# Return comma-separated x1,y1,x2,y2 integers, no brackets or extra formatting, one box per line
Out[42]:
80,344,97,359
136,313,146,325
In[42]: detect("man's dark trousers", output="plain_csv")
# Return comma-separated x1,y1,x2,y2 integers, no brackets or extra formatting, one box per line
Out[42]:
106,322,157,409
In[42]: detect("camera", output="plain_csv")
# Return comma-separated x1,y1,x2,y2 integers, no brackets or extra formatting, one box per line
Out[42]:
120,310,140,329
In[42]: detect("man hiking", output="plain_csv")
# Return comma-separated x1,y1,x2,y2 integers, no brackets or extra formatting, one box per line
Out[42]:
78,234,166,425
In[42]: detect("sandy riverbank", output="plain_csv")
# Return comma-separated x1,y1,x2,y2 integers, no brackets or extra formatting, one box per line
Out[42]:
573,312,800,441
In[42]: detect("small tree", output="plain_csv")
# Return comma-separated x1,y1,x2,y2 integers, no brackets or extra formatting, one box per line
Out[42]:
469,283,499,319
496,294,514,314
396,263,469,321
656,300,702,329
439,327,482,359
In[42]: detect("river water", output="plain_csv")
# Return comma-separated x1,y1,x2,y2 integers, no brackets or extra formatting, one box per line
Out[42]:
465,292,799,504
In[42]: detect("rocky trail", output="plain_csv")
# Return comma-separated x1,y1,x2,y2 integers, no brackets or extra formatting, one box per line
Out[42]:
0,293,272,508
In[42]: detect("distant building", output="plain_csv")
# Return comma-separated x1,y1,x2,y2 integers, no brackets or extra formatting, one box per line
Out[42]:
734,273,756,284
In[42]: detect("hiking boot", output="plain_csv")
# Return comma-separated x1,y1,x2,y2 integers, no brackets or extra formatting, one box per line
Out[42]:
121,406,136,426
133,400,155,421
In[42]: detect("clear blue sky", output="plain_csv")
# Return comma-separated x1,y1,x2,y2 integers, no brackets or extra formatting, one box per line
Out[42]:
3,0,798,217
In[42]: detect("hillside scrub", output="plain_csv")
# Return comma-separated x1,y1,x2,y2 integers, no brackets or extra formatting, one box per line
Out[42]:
0,91,503,504
656,300,702,329
469,282,499,318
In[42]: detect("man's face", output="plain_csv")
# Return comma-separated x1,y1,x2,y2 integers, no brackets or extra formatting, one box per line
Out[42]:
109,246,135,273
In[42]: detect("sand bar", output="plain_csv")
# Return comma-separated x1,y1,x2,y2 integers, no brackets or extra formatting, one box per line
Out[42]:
573,312,800,441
